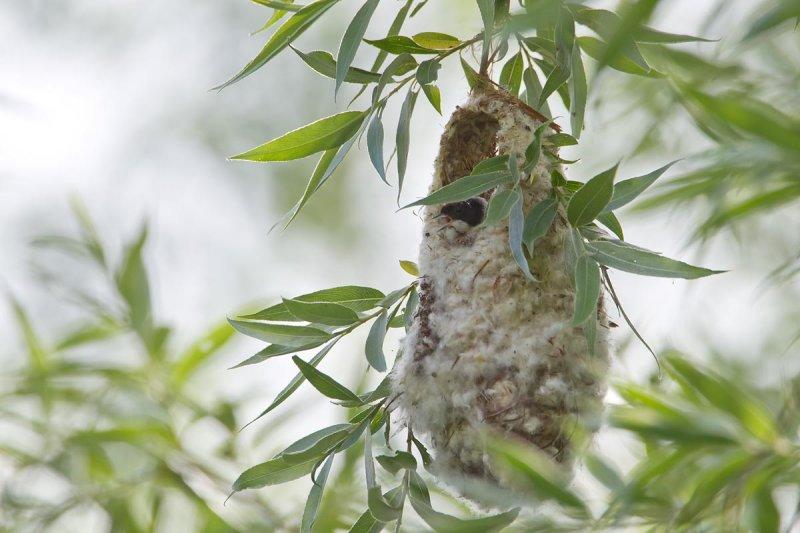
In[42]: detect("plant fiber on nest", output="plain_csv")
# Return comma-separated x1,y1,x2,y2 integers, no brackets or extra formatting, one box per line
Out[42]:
391,87,610,491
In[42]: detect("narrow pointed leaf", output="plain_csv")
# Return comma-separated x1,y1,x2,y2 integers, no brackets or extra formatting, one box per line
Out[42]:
335,0,380,95
605,161,678,211
367,111,387,183
293,355,362,402
482,188,520,226
292,48,381,83
232,110,366,162
401,172,512,208
282,298,359,326
215,0,339,90
587,240,724,279
522,197,557,253
421,84,442,114
567,164,617,226
229,319,331,347
509,194,536,281
365,311,389,372
499,52,524,96
247,341,337,422
409,496,520,532
396,88,418,199
571,256,600,326
300,454,334,533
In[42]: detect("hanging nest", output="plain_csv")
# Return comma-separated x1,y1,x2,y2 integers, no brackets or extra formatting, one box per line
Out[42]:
391,86,610,490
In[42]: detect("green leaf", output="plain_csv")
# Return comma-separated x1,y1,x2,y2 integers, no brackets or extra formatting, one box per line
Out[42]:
245,285,384,320
664,354,778,442
490,439,588,515
399,260,419,276
300,453,334,533
215,0,339,90
584,454,624,491
416,59,441,84
335,0,380,95
282,424,352,463
605,161,678,211
743,0,800,40
676,451,754,524
396,88,418,199
232,110,367,162
412,32,460,50
367,111,387,183
368,486,403,522
365,311,389,372
378,286,410,308
499,52,524,96
231,342,322,369
282,298,360,326
554,5,575,72
538,62,570,107
292,48,381,84
367,0,413,76
251,0,303,11
522,197,557,253
571,256,600,326
571,7,714,44
679,86,800,152
587,240,724,279
474,154,510,174
293,355,362,403
401,171,512,208
476,0,495,71
172,320,234,384
409,495,520,532
568,43,586,139
522,67,550,116
577,36,663,78
348,487,403,532
229,320,332,347
747,487,780,533
509,193,536,281
404,287,419,331
376,451,417,474
371,53,417,104
566,164,618,226
523,121,550,173
244,341,338,424
460,56,482,89
596,212,624,240
421,84,442,114
482,188,520,226
9,296,48,370
364,36,437,54
547,133,577,147
116,224,154,347
232,455,318,491
283,148,339,227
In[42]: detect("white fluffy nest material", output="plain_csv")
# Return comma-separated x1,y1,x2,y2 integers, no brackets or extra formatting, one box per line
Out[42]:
391,88,610,487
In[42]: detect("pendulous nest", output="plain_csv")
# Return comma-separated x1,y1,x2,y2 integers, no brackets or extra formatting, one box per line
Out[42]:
391,86,610,492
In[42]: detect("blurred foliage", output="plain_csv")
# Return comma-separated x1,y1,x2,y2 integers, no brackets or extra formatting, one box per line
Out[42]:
4,0,800,531
0,201,278,531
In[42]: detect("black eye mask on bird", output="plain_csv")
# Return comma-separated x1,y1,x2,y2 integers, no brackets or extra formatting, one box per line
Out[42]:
439,197,487,227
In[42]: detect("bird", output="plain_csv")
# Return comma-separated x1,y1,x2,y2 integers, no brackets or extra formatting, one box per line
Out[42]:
439,198,488,227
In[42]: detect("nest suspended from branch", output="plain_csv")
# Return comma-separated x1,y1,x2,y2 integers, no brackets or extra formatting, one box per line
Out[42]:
392,86,610,490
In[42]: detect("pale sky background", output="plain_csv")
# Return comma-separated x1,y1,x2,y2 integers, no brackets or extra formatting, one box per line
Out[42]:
1,0,797,525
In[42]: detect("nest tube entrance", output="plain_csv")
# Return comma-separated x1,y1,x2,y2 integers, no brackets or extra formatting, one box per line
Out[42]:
391,88,610,494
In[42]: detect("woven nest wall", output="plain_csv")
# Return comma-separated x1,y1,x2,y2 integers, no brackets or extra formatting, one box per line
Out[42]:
391,87,610,488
